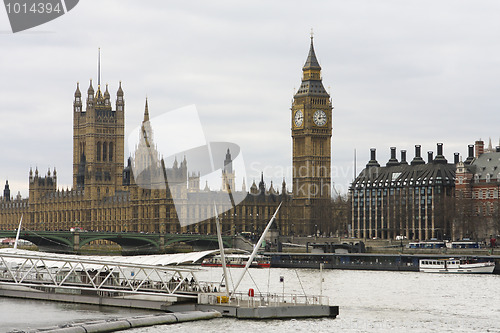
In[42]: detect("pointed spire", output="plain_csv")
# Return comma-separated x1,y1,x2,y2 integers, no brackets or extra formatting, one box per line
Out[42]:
144,98,149,122
87,79,94,95
117,81,123,97
104,83,110,98
296,32,328,97
303,32,321,71
224,148,232,173
74,82,81,98
259,172,265,193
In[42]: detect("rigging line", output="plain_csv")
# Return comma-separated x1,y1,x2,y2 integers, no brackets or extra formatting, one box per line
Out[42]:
295,269,307,299
246,270,262,295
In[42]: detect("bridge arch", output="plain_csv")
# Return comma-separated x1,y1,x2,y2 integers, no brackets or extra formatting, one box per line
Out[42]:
79,234,160,255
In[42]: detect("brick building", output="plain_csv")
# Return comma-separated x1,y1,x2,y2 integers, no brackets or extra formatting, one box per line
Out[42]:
455,139,500,239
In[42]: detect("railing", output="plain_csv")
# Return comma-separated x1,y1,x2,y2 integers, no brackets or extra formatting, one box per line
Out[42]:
0,251,212,299
198,291,329,307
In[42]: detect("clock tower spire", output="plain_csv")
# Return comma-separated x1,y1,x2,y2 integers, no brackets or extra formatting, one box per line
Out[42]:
291,34,333,236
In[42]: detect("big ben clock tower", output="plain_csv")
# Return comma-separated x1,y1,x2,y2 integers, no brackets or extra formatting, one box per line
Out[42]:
291,34,332,236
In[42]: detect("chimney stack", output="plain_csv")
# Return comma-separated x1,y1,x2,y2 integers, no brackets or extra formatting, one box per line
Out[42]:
366,148,380,168
386,147,399,166
454,152,460,164
411,145,425,165
427,151,434,163
475,140,484,158
465,144,475,165
400,150,408,165
434,143,447,164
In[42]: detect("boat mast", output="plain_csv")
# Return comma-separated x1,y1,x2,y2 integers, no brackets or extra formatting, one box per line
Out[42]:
231,202,282,297
214,204,230,297
13,214,23,250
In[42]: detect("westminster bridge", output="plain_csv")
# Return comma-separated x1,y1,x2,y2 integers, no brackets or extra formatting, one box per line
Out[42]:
0,230,233,255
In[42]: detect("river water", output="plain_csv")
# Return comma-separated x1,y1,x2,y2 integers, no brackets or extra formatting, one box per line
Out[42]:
1,268,499,332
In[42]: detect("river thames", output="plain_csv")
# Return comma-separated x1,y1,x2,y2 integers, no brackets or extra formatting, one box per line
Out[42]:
1,268,499,332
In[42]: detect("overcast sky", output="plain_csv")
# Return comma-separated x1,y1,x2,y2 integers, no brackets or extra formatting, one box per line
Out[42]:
2,0,500,197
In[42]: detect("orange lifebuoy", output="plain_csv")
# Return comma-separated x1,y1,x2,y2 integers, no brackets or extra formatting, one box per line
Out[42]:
248,288,254,297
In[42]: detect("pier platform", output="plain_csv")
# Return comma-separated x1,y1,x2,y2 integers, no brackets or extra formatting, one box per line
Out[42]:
0,249,338,320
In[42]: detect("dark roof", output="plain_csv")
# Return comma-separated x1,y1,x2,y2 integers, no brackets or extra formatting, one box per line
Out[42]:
294,38,329,98
352,162,456,189
467,151,500,181
295,80,329,97
303,38,321,71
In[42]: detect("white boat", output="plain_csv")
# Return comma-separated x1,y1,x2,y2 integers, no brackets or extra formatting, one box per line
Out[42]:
419,258,495,274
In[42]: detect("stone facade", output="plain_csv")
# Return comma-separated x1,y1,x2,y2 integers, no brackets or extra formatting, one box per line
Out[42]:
0,38,335,238
0,80,289,237
291,36,333,236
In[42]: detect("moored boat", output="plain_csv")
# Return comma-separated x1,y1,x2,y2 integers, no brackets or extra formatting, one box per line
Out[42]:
419,257,495,274
202,254,270,268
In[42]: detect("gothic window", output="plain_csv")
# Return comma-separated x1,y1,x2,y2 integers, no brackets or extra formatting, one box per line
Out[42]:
102,142,107,161
97,142,101,161
109,143,113,161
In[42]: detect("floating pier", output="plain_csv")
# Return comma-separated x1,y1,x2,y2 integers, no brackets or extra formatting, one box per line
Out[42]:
0,249,338,321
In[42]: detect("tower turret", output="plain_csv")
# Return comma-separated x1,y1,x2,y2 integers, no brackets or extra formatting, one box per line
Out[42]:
222,148,235,192
74,82,82,112
116,81,124,112
86,79,94,109
104,83,110,106
3,180,10,201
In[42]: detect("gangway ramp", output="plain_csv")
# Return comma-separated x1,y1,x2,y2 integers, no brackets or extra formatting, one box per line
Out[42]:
0,249,218,310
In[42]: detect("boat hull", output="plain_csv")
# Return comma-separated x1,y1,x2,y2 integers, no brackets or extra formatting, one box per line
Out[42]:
420,265,495,274
419,258,495,274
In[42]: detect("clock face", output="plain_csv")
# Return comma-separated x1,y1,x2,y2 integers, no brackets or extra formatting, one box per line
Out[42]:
294,110,304,127
313,110,327,126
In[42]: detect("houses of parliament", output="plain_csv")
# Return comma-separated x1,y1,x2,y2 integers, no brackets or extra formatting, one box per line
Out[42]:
0,37,333,238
